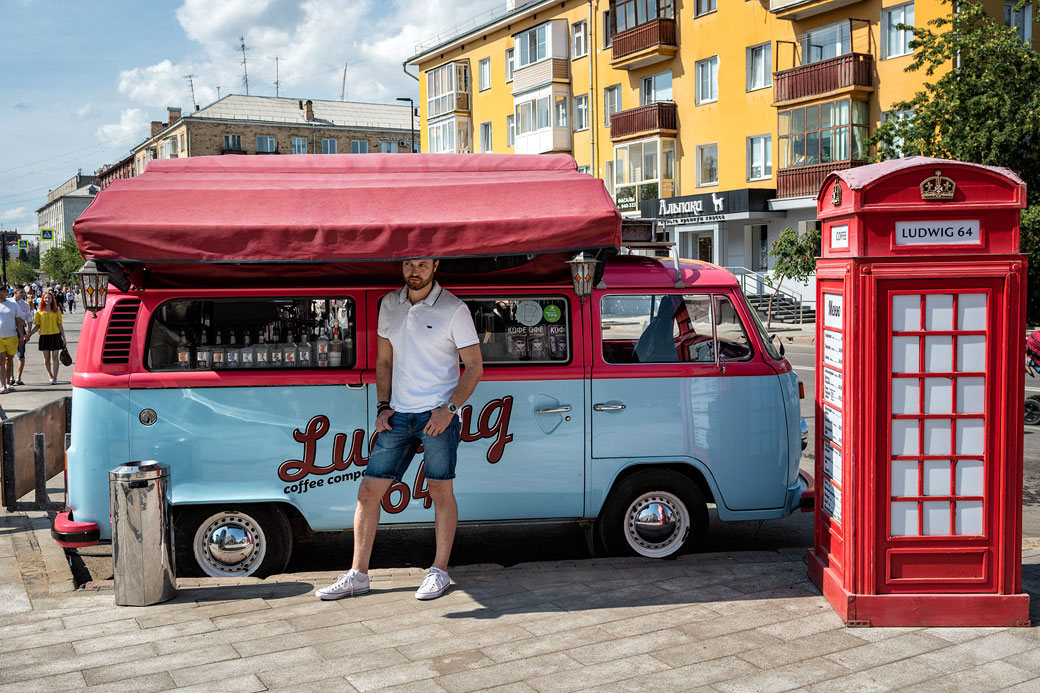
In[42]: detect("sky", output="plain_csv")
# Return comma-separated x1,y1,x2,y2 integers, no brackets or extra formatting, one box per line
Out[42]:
0,0,505,238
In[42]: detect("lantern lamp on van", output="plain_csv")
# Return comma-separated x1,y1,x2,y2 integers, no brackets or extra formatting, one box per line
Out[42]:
567,251,598,300
75,259,110,318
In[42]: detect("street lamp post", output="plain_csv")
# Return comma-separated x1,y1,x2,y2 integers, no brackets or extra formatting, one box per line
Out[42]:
396,97,415,153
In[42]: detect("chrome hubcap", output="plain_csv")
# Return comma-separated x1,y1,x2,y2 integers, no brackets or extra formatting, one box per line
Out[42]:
624,491,689,558
193,512,266,577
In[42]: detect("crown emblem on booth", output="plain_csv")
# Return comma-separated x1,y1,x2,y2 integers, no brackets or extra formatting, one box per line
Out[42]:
920,170,956,201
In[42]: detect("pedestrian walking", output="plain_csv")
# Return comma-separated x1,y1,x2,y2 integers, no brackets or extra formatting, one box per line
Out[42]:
24,290,66,385
316,258,482,602
54,286,65,313
12,285,32,386
0,287,25,394
65,289,75,313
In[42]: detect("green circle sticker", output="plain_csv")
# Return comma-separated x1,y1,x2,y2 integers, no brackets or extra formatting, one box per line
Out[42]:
543,305,562,323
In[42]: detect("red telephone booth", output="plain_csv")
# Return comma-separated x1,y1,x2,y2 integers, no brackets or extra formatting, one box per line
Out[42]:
808,157,1030,627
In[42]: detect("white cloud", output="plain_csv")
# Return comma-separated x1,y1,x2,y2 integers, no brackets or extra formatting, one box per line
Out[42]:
74,104,95,119
2,207,27,221
117,59,191,106
95,108,149,145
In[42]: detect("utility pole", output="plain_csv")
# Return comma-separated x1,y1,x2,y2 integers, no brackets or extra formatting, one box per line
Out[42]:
269,56,281,97
340,61,348,101
184,73,199,109
237,36,252,95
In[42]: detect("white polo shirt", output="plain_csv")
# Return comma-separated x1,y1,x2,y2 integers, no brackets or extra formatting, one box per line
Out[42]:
377,282,479,413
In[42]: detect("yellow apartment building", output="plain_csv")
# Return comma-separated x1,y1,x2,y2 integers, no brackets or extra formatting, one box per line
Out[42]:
407,0,1031,300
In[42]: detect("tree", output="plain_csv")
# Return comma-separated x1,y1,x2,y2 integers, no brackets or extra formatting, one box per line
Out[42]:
871,0,1040,317
17,249,27,263
767,226,820,328
40,237,84,287
5,260,38,286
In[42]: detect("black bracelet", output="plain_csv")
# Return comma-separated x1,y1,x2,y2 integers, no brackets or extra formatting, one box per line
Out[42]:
377,403,392,415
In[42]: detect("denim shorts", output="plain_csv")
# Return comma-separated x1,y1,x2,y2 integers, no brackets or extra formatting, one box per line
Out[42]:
364,411,461,482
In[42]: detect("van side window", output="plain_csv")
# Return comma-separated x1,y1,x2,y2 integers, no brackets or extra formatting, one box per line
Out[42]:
146,297,355,371
463,296,570,364
600,293,752,364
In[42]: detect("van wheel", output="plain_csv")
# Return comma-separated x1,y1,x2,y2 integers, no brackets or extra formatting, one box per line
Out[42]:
598,469,708,559
175,505,292,578
1026,396,1040,426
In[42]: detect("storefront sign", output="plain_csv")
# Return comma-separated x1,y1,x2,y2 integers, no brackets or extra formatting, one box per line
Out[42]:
640,188,775,225
831,224,849,249
895,220,981,246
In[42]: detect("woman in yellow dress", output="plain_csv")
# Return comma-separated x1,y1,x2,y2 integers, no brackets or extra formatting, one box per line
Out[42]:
24,290,67,385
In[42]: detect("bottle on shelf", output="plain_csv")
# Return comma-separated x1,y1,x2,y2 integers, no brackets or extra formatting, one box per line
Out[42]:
256,328,269,367
270,324,284,368
226,331,239,369
329,326,343,367
212,330,225,370
342,325,353,366
196,329,211,370
316,326,330,367
241,332,254,369
176,330,191,369
298,333,313,368
283,329,297,367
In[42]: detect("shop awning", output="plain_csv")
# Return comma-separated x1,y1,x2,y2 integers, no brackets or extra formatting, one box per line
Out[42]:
74,154,621,267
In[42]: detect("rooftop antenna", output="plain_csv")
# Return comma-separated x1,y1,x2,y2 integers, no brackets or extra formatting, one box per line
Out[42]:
237,35,252,95
340,61,348,101
269,56,281,97
183,73,198,109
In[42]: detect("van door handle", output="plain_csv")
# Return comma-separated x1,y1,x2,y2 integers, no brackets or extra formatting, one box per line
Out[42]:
593,403,626,411
536,406,571,414
346,383,366,390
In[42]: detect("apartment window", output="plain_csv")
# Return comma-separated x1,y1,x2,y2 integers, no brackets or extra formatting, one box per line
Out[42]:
604,84,621,126
613,138,676,214
641,71,673,105
516,97,551,134
746,43,771,91
881,108,914,155
695,56,719,105
427,62,469,119
291,137,307,154
778,99,870,168
578,166,591,174
322,138,338,154
507,114,515,146
428,120,456,153
555,95,568,128
179,134,185,152
697,144,718,186
506,48,514,82
616,0,656,33
574,94,589,131
480,121,493,152
223,134,242,151
803,22,851,64
572,21,588,58
170,137,179,157
257,136,276,153
516,23,548,68
747,134,772,181
351,140,368,154
380,141,398,153
602,11,613,47
479,58,491,91
1006,2,1032,43
883,3,915,59
695,0,716,17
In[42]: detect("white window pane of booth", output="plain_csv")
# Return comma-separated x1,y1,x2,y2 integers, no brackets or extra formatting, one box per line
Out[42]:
891,460,919,496
892,501,919,536
924,336,953,372
925,294,955,331
892,378,920,414
923,460,952,496
957,377,986,414
892,419,919,455
893,336,920,373
957,336,986,371
924,378,952,413
923,419,951,455
956,459,985,495
956,419,985,455
958,293,987,330
923,501,951,535
892,294,921,331
955,501,984,535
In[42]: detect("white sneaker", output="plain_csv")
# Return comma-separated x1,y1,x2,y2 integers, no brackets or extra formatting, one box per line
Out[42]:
415,567,451,600
315,569,370,600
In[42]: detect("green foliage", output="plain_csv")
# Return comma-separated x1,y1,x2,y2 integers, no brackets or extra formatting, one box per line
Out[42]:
27,247,40,269
16,249,27,263
871,0,1040,319
5,260,38,286
40,237,85,287
766,226,820,326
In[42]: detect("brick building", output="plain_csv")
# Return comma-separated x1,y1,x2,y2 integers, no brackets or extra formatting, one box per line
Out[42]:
132,95,419,175
95,153,135,191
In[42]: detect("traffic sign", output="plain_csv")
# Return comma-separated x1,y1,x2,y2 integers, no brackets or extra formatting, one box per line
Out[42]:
40,229,54,240
17,240,28,250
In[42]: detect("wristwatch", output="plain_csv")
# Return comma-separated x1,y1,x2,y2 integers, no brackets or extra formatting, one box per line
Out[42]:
446,402,459,415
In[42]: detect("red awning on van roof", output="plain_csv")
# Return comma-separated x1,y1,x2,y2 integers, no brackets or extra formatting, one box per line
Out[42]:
74,154,621,266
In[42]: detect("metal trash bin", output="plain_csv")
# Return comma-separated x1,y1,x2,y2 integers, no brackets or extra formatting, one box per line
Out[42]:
109,461,177,606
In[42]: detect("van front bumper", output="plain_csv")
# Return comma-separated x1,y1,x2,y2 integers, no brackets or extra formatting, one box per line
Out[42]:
51,511,100,548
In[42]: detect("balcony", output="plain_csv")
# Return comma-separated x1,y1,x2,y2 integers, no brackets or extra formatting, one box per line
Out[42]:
774,53,873,105
777,160,868,198
610,18,678,70
769,0,862,21
610,102,678,142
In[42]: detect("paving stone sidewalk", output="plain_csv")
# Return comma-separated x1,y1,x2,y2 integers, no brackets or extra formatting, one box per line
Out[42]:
2,505,1040,692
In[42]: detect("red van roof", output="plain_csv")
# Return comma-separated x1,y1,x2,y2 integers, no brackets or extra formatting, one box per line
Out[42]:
74,154,621,271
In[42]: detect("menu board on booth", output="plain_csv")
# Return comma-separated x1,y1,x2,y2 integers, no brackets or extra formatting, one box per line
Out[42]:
821,291,845,526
